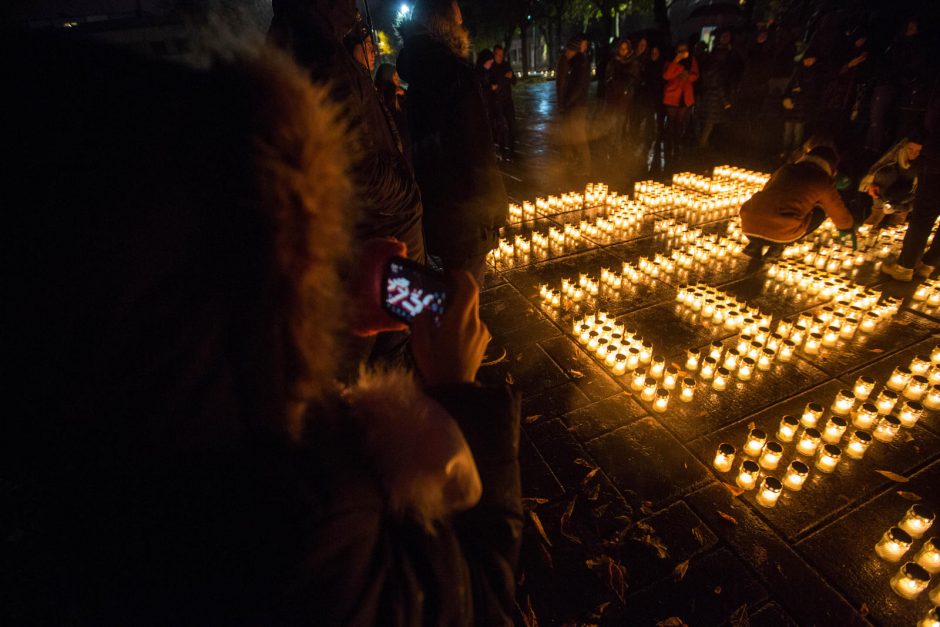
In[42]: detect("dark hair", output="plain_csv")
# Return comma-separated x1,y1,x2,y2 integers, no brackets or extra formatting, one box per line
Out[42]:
493,44,504,52
807,145,840,171
476,48,494,69
566,33,587,51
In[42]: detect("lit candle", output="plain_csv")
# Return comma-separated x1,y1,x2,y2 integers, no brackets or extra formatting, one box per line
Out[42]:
594,338,609,358
917,607,939,627
587,331,600,351
822,325,840,347
722,349,740,371
873,415,901,443
783,460,809,490
888,366,913,392
653,388,669,413
900,505,935,539
700,357,717,380
925,385,940,410
790,324,806,345
860,311,880,333
876,389,899,415
743,428,767,457
778,340,796,362
930,367,940,386
822,416,847,444
801,402,824,428
736,335,752,355
890,562,930,600
613,353,627,376
746,341,763,361
713,443,735,472
639,342,653,364
631,368,648,391
686,347,701,371
641,378,658,401
876,526,913,562
904,376,929,401
830,389,856,416
804,333,822,355
680,377,696,402
759,441,784,470
839,317,858,339
663,366,679,390
736,459,760,490
708,341,724,361
737,358,755,381
915,537,940,573
777,415,799,442
758,348,775,371
712,367,730,391
815,444,841,473
796,428,821,456
626,347,641,370
755,476,783,508
932,582,940,605
899,401,924,428
853,376,876,401
844,430,872,459
932,345,940,364
650,355,666,379
911,355,932,376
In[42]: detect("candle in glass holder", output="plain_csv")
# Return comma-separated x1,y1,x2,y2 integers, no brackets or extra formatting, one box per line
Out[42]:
932,345,940,364
686,347,701,371
653,388,669,412
815,444,841,473
758,348,775,371
931,367,940,386
736,335,752,355
790,324,807,345
850,402,877,429
641,377,657,401
905,376,929,401
874,415,901,443
713,443,736,472
876,526,913,562
759,441,784,470
900,505,935,539
925,385,940,410
631,368,648,391
594,338,610,359
777,415,799,442
796,428,822,456
755,477,783,508
712,367,730,391
899,401,925,428
700,357,717,380
911,355,932,376
663,366,679,390
680,377,696,402
639,342,653,364
747,341,764,361
891,562,931,600
613,353,628,376
845,430,872,459
708,341,724,361
917,607,939,627
822,325,840,347
801,402,824,428
888,366,914,392
853,376,876,401
804,332,822,355
840,317,858,339
822,416,848,444
738,358,755,381
778,340,796,362
932,582,940,605
876,389,899,415
743,428,767,456
915,537,940,573
860,311,880,333
783,460,809,490
722,348,740,371
650,355,666,379
736,460,760,490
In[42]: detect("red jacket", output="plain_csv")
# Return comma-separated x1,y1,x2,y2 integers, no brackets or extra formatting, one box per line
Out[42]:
662,58,699,107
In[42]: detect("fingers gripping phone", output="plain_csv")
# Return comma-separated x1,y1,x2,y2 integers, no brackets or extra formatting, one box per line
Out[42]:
382,257,448,325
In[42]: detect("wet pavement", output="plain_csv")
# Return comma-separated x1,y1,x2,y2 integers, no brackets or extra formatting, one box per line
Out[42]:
481,81,940,626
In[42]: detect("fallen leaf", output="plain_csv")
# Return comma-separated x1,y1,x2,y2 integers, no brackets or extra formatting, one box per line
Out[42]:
569,369,585,379
672,559,690,582
589,601,611,621
586,555,627,602
581,467,600,485
524,414,543,424
897,491,923,501
520,594,539,627
523,497,549,508
640,500,655,516
538,542,554,568
592,502,610,518
729,603,749,627
560,497,581,544
875,469,910,482
585,483,601,501
574,457,597,470
904,431,915,443
869,348,884,353
528,510,552,547
655,618,688,627
506,373,515,385
723,482,745,497
691,526,706,546
752,544,768,566
718,511,739,525
859,602,870,617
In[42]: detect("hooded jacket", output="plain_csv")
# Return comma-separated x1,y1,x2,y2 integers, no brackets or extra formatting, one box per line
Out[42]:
398,19,508,260
662,55,699,107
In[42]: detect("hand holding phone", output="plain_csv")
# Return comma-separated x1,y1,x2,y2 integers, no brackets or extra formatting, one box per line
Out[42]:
381,256,448,325
349,239,409,337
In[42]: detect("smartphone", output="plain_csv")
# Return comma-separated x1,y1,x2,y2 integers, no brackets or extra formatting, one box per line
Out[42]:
381,256,448,325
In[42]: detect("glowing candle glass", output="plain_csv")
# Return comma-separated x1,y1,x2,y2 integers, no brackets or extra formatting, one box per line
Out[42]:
926,385,940,410
900,505,935,539
891,562,930,600
680,377,696,402
708,341,724,361
712,367,730,391
822,325,840,347
778,340,796,362
911,355,932,376
888,366,913,392
815,444,841,473
613,353,627,376
845,430,872,459
777,415,799,442
875,526,913,562
876,389,899,415
663,366,679,390
641,377,657,401
874,415,901,443
743,428,767,457
830,390,856,416
905,376,929,401
853,376,876,401
631,368,648,391
758,348,775,371
736,460,760,491
783,460,809,490
804,332,822,355
722,349,740,371
686,347,701,371
899,401,924,428
755,477,783,508
852,402,878,429
796,428,821,456
759,441,784,470
917,607,939,627
932,583,940,605
915,537,940,573
653,388,669,413
933,345,940,364
713,443,735,472
700,357,717,380
801,402,824,428
822,416,847,444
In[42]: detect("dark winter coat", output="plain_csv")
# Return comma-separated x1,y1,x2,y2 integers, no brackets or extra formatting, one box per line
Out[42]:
782,62,824,122
492,59,517,111
604,54,638,110
398,21,509,260
698,45,743,121
639,52,664,109
662,56,699,107
561,52,591,113
740,156,854,243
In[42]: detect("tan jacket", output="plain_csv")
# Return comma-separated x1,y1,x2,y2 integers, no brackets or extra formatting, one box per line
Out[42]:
740,156,854,243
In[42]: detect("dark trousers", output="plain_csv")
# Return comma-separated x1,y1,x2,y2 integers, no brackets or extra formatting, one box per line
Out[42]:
745,206,828,251
897,170,940,268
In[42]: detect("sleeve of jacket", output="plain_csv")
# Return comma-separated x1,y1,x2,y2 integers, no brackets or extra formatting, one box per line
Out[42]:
818,180,854,229
428,383,523,625
662,60,683,80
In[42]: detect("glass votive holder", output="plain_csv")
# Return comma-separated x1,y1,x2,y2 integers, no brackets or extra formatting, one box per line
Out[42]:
839,318,858,339
854,402,879,429
743,428,767,457
899,401,925,428
736,334,752,355
853,375,876,401
822,325,840,347
712,367,730,391
708,340,724,361
876,526,913,562
790,324,807,346
680,377,696,402
663,366,679,390
905,376,929,401
891,562,930,600
612,353,628,376
917,606,939,627
639,342,653,364
759,441,784,470
626,347,641,370
778,340,796,362
925,385,940,411
930,366,940,386
830,389,856,416
900,504,935,539
650,355,666,379
844,430,872,459
874,415,901,443
777,415,799,442
815,444,841,473
746,341,763,361
888,366,914,392
932,582,940,605
804,332,822,355
860,311,880,333
783,460,809,490
822,416,847,444
685,347,701,371
631,368,648,391
736,459,760,491
876,389,899,415
700,357,717,380
758,348,775,371
722,348,740,371
914,537,940,573
737,358,755,381
713,443,735,472
641,377,657,401
755,477,783,508
801,402,824,428
653,388,669,413
933,344,940,365
796,428,821,456
911,354,932,376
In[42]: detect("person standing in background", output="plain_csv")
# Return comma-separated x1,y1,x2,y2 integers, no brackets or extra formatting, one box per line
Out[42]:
492,45,517,161
781,49,824,158
603,38,637,160
662,41,699,165
558,34,592,175
697,28,743,148
374,63,412,168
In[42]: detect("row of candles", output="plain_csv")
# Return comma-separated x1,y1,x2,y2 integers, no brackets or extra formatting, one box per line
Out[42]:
874,507,939,602
711,165,772,187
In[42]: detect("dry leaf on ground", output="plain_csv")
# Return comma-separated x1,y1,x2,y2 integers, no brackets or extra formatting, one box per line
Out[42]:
539,542,554,568
860,602,870,616
569,369,585,379
524,414,543,424
718,511,739,525
523,497,549,508
876,469,910,482
520,595,539,627
581,467,600,485
586,555,627,602
896,490,922,501
729,603,749,627
560,497,582,544
723,482,745,497
640,500,655,516
672,560,690,582
691,526,706,546
574,457,598,470
655,617,688,627
528,510,552,546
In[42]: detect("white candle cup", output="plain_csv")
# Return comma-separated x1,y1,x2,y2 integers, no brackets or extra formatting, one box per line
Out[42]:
708,341,724,361
891,562,931,600
822,325,840,347
631,368,648,391
712,367,730,391
736,460,760,491
876,526,913,562
900,505,935,539
822,416,848,444
743,428,768,457
626,348,641,370
650,355,666,379
755,476,783,508
758,348,775,371
904,376,929,401
873,415,901,443
839,318,858,339
899,401,925,428
594,338,610,358
686,347,701,371
746,341,764,361
888,366,914,392
680,377,696,402
736,335,752,355
639,342,653,364
737,358,755,382
613,354,628,376
853,376,876,401
663,367,679,390
801,402,824,428
917,607,939,627
815,444,841,473
653,388,669,413
778,340,796,362
932,345,940,364
641,378,658,401
777,415,799,442
830,389,856,416
804,333,822,355
700,357,717,380
876,389,899,415
759,441,784,470
925,385,940,410
722,349,740,371
860,312,879,333
587,332,600,351
713,442,736,472
783,460,809,490
911,355,932,376
796,428,821,456
844,430,872,459
914,537,940,573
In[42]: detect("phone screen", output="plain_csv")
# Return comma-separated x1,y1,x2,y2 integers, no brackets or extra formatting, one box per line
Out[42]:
382,257,447,325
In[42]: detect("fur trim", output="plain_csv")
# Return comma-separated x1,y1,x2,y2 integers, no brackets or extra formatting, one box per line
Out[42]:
797,154,834,178
402,16,470,59
345,368,482,531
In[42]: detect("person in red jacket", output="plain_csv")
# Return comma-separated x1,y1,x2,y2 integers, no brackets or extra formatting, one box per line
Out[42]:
662,41,699,162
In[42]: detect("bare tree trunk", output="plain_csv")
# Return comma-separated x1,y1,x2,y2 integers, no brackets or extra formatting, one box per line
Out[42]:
520,22,530,77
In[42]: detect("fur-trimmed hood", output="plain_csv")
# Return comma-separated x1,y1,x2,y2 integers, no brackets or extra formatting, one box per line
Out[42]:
397,18,471,87
342,368,482,530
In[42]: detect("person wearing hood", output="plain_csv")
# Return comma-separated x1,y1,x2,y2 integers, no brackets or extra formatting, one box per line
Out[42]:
740,146,856,258
662,41,699,163
858,132,923,227
557,33,592,174
475,48,509,159
269,0,424,265
397,0,508,287
603,38,637,159
697,29,743,148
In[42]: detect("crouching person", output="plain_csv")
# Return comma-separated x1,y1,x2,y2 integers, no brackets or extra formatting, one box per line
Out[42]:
740,146,856,258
